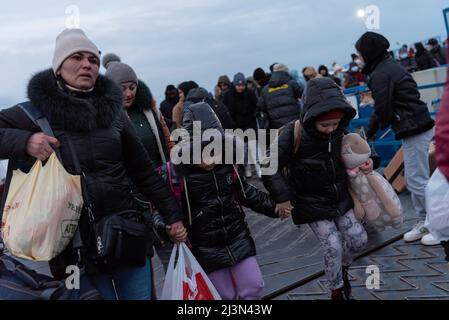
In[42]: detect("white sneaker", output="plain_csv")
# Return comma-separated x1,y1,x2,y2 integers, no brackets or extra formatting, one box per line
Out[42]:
421,233,440,246
403,221,429,242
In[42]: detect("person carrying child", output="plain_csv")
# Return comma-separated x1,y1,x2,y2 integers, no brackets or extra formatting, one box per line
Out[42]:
262,77,370,300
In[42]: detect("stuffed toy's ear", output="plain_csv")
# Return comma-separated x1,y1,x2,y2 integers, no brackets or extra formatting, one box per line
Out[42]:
342,133,372,169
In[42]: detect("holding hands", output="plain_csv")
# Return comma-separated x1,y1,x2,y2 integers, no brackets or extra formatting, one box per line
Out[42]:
275,200,293,220
166,220,188,243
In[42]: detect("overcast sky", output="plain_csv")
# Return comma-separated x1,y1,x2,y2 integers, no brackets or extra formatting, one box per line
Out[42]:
0,0,448,108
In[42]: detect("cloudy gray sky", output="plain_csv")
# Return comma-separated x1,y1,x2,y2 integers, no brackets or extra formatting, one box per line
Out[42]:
0,0,448,107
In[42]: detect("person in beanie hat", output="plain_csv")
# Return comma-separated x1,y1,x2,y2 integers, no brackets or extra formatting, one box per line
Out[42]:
0,29,187,300
272,63,289,73
253,67,269,94
103,53,177,279
257,63,303,130
233,72,246,86
102,53,138,87
355,32,435,245
52,28,100,76
262,77,371,300
223,72,260,177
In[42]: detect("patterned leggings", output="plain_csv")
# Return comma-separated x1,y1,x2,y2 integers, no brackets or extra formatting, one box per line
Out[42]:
309,209,368,290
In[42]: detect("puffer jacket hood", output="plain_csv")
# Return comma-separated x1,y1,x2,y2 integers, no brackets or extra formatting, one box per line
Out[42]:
301,77,356,137
182,102,224,136
268,71,292,87
185,87,209,105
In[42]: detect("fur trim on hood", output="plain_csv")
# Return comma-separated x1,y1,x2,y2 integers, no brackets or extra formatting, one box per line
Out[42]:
27,69,123,132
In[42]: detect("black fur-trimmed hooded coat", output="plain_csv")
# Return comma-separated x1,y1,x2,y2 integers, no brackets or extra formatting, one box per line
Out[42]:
0,69,183,276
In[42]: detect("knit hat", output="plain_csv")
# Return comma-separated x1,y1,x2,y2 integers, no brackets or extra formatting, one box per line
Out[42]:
52,29,100,74
233,72,246,85
102,53,138,85
253,68,267,81
273,63,289,73
316,109,345,122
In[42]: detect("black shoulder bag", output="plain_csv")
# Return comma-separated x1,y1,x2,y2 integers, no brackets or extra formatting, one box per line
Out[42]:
65,133,150,268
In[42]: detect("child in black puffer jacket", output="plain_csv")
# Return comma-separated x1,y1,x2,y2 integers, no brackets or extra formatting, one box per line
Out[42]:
173,102,280,300
262,77,370,300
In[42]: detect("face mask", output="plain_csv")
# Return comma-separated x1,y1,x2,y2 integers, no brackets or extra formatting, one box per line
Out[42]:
351,66,359,72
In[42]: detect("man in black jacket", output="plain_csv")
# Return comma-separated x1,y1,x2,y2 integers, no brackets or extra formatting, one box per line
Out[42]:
257,63,303,130
355,32,435,244
223,73,260,177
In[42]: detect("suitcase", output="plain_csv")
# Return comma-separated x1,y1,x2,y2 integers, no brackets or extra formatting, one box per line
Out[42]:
383,147,406,193
383,141,436,194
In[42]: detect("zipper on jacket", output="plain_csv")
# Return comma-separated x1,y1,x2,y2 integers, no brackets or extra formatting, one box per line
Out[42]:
192,210,204,222
328,138,338,196
212,170,236,264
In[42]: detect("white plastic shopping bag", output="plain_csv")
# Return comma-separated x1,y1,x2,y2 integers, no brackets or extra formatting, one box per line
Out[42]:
1,153,83,261
161,243,222,300
424,168,449,241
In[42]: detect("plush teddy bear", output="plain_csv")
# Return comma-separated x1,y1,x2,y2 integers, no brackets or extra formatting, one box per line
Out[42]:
341,133,403,231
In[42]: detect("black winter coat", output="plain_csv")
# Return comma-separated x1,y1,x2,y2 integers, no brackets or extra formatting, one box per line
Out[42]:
257,71,303,129
415,51,436,71
0,69,183,275
262,78,356,225
223,87,258,131
365,57,435,140
183,164,276,273
177,102,276,273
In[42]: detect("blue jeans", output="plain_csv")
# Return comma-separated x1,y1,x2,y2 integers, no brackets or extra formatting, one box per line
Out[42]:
87,257,153,300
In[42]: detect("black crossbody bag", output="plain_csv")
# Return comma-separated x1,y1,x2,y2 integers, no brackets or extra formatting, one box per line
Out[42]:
64,133,150,268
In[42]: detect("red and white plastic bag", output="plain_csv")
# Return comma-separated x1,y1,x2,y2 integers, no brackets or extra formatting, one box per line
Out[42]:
161,243,221,300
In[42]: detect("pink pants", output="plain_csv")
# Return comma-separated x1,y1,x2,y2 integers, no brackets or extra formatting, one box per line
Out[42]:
207,256,264,300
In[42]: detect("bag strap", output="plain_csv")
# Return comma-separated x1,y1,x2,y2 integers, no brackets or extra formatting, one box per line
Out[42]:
64,134,96,256
17,102,62,161
16,102,87,261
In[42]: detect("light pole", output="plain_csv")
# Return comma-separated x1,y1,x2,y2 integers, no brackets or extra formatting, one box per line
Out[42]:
357,8,368,31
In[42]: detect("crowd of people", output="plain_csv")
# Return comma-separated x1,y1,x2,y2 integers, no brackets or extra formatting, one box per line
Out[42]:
0,27,448,301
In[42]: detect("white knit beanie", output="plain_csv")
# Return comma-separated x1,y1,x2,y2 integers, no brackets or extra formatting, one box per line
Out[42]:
52,29,100,74
273,63,289,73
